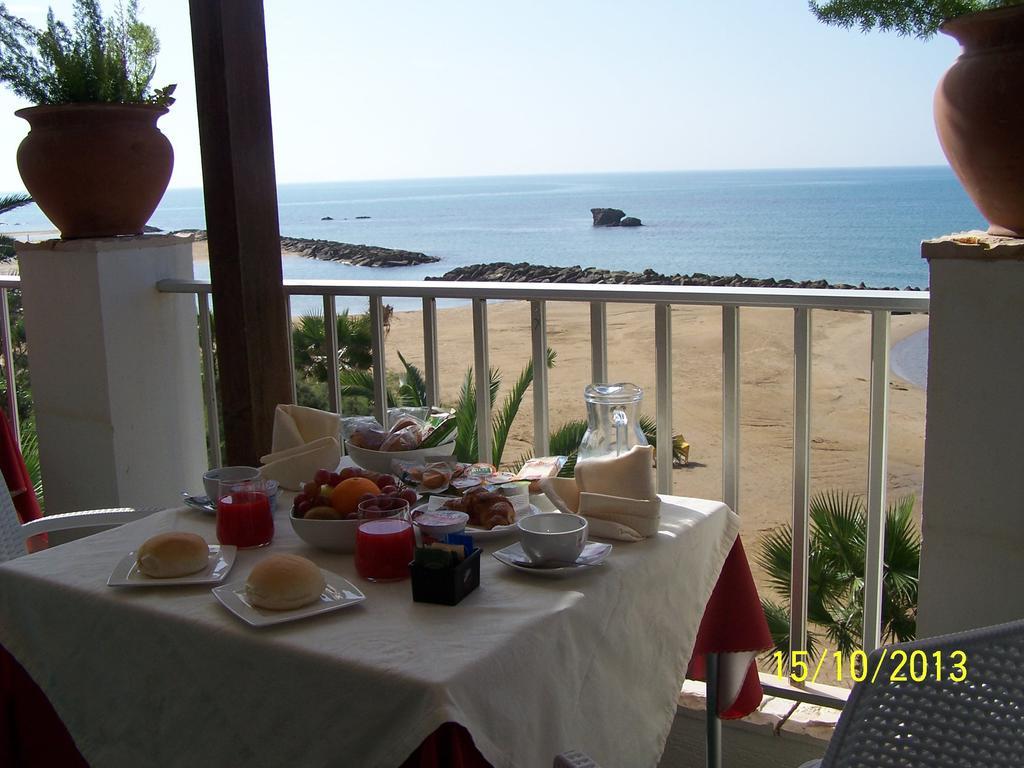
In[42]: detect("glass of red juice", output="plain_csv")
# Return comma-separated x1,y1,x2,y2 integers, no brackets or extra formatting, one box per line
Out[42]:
355,498,413,582
216,480,274,548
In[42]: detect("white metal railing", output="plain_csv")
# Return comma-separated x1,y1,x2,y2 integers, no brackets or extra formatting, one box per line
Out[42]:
0,276,21,444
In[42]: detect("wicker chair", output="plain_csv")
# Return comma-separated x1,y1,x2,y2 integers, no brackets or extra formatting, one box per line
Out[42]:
801,618,1024,768
0,479,155,562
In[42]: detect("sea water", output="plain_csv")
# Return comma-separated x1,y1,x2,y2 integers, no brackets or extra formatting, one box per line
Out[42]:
1,166,982,319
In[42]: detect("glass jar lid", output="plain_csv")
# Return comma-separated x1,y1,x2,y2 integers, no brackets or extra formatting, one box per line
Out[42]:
583,383,643,404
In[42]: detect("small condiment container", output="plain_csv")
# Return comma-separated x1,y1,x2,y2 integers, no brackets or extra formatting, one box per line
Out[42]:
499,480,531,499
412,508,469,545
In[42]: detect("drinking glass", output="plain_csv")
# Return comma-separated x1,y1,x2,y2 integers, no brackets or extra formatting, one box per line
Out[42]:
354,498,413,582
216,479,274,548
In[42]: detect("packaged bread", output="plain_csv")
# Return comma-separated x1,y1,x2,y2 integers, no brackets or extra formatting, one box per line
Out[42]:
136,532,209,578
513,456,567,493
246,554,325,610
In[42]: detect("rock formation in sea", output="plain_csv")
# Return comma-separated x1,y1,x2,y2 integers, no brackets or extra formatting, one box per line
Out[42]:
426,261,922,291
590,208,642,227
171,230,438,268
591,208,626,226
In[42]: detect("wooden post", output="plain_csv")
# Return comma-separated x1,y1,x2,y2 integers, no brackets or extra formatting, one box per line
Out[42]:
188,0,291,464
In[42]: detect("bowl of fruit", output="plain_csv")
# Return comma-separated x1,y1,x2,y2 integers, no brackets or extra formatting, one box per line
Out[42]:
289,467,418,553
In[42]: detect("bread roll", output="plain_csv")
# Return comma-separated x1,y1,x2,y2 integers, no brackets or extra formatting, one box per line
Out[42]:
246,554,325,610
136,532,209,578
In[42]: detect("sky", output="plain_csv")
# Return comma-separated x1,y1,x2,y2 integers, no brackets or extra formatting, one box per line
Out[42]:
0,0,963,191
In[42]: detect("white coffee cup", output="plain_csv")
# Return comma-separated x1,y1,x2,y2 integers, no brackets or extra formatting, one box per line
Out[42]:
203,466,260,501
517,513,588,566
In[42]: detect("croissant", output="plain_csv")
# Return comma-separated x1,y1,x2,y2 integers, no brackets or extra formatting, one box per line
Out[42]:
443,489,515,529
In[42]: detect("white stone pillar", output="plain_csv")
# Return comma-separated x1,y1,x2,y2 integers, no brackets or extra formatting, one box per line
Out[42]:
917,232,1024,637
16,235,206,514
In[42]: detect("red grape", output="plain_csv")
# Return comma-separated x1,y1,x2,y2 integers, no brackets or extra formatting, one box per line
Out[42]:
379,484,397,495
400,489,418,505
294,492,309,506
296,500,312,517
301,481,319,499
358,492,377,505
313,469,331,485
329,471,343,485
315,495,331,507
376,474,397,490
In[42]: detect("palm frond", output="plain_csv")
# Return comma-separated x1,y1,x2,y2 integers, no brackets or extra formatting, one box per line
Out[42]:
0,193,31,215
490,358,534,467
454,367,478,462
760,599,820,668
396,350,427,407
754,525,795,599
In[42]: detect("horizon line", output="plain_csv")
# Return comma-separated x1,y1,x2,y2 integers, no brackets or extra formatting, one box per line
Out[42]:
160,163,953,193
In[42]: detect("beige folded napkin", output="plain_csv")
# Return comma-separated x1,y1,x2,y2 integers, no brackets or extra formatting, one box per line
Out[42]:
539,445,661,542
271,405,342,454
259,436,341,491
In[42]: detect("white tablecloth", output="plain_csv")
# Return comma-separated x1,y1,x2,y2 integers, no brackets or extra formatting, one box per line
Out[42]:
0,495,738,768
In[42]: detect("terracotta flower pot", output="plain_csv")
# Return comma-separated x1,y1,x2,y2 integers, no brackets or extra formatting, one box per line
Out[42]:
934,6,1024,237
15,103,173,240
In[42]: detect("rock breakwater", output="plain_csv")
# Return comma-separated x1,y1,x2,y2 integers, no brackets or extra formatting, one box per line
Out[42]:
426,262,922,291
173,230,438,267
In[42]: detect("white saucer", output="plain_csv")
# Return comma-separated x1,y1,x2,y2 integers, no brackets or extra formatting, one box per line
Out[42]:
107,545,237,587
492,541,612,576
212,569,365,627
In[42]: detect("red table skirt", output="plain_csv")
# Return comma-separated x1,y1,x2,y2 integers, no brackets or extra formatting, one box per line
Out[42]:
1,538,770,767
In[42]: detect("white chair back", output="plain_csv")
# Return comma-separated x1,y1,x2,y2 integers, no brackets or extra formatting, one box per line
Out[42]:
0,478,29,562
819,618,1024,767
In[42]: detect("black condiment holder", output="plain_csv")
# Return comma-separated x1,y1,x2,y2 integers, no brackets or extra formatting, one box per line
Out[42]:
409,547,481,606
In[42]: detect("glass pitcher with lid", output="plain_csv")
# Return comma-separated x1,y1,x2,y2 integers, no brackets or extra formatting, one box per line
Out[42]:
577,383,648,462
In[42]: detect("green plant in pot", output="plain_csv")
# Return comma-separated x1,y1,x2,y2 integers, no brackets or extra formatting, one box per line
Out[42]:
0,0,176,239
810,0,1024,237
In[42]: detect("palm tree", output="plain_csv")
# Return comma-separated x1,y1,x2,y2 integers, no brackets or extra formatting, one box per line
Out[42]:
756,490,921,667
0,193,33,260
292,309,375,381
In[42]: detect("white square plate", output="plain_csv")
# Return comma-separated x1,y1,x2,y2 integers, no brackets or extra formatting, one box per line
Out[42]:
107,545,237,587
212,570,365,627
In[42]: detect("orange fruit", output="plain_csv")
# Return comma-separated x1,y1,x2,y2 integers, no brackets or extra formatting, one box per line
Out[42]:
330,477,380,517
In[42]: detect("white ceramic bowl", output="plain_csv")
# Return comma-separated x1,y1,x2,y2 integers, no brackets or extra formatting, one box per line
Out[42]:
289,513,361,554
345,440,456,475
517,513,588,566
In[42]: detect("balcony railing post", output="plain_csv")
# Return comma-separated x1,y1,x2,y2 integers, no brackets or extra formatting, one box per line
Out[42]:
422,297,440,407
369,296,388,427
531,300,550,457
790,308,812,674
472,298,492,464
285,295,296,405
590,302,608,383
722,306,740,512
323,295,341,416
655,303,673,494
0,288,19,446
198,293,221,468
862,310,891,653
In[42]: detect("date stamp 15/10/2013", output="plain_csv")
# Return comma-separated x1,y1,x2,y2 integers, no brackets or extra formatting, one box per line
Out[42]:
773,649,968,685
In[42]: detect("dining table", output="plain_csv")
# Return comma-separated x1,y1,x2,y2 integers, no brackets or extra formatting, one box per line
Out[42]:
0,491,771,768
